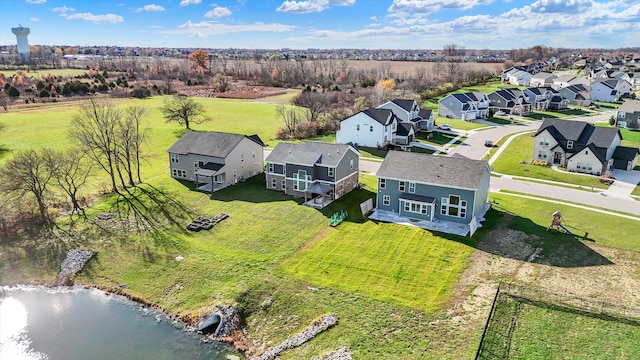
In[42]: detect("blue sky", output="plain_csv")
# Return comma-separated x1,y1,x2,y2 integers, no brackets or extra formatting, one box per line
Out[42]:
1,0,638,49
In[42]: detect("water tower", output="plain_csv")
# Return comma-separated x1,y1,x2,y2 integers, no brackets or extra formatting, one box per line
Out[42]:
11,25,30,62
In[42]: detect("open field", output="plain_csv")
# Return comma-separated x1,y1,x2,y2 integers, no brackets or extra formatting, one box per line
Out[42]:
3,68,91,79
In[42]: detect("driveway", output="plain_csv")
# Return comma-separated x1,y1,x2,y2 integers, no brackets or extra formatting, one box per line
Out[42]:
604,169,640,198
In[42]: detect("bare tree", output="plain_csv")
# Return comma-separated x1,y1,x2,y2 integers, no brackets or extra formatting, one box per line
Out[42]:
0,148,56,223
69,99,122,193
276,104,299,137
161,95,210,130
211,73,230,92
52,150,93,217
117,106,148,186
292,91,329,122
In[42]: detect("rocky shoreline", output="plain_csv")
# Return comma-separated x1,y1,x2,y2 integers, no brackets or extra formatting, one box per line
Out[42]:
57,249,96,286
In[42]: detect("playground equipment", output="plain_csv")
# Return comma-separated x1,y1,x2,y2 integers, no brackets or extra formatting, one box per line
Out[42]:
547,210,573,235
329,210,348,227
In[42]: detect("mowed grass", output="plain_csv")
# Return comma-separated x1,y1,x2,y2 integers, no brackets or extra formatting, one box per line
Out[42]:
491,192,640,252
491,133,609,189
483,296,640,360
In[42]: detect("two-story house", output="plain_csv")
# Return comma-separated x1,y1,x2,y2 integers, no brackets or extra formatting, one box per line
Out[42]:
167,131,265,192
264,141,360,208
487,88,532,115
529,72,557,87
377,98,435,132
523,87,561,111
616,99,640,130
336,108,401,148
558,84,592,106
533,118,631,175
590,78,632,103
373,151,491,237
438,92,490,120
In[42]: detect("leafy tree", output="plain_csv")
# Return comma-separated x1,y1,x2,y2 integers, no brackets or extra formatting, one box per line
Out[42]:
161,95,209,130
7,86,19,98
189,50,210,73
609,116,616,126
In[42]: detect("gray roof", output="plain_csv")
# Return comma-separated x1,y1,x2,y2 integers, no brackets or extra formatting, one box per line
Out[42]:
167,131,264,157
390,99,416,112
265,141,358,167
613,146,640,161
535,118,621,151
360,108,395,125
377,151,489,190
618,99,640,113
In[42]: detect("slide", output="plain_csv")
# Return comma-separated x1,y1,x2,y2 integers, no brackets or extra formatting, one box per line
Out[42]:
558,224,573,235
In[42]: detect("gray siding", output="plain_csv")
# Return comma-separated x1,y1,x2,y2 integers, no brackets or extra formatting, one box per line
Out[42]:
378,178,478,224
335,148,359,181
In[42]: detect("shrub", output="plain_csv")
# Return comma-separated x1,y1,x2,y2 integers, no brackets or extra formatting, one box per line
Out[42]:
7,86,19,98
39,89,50,98
131,87,151,98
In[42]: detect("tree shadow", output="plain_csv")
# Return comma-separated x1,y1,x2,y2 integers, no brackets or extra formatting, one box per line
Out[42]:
475,207,613,268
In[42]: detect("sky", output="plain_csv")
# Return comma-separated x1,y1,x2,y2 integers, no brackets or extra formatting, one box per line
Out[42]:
0,0,638,50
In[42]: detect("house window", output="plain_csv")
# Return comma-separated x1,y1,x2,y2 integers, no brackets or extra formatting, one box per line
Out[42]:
379,178,386,189
293,170,307,191
383,195,390,206
440,195,467,218
567,140,574,149
399,181,406,192
268,163,274,173
370,125,374,132
537,151,547,159
350,159,354,170
172,169,187,178
271,178,277,188
328,167,334,177
197,160,204,168
241,153,244,162
577,162,593,171
619,111,626,118
356,124,360,131
233,170,237,178
213,174,223,183
404,201,428,214
408,182,416,193
539,138,549,146
252,150,256,158
170,153,179,163
281,179,286,190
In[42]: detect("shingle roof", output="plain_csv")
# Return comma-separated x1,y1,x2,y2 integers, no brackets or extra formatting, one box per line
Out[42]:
167,131,264,157
390,99,416,112
418,108,432,119
535,119,621,152
612,146,640,161
265,141,358,167
396,122,413,136
376,151,489,190
617,99,640,113
360,108,395,125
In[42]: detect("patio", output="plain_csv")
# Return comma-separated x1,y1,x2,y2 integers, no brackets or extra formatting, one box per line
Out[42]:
369,209,481,237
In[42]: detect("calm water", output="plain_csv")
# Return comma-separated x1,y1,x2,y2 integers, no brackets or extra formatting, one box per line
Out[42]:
0,286,241,360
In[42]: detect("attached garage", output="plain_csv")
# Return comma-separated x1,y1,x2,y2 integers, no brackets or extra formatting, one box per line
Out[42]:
612,146,640,171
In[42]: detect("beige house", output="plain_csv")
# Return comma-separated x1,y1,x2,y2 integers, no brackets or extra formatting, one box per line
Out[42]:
167,131,265,192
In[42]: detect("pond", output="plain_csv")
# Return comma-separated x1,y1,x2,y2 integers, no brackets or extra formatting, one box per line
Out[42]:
0,286,242,360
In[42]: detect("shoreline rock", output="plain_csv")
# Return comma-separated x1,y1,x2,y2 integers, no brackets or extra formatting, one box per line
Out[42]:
57,249,96,286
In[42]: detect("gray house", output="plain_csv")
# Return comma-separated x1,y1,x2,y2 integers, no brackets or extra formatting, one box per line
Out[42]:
487,88,532,115
264,142,360,208
616,99,640,130
438,92,490,120
373,151,491,236
167,131,265,192
558,84,591,106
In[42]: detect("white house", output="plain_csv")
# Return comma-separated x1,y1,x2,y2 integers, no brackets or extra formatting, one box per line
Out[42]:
336,108,398,148
590,78,632,103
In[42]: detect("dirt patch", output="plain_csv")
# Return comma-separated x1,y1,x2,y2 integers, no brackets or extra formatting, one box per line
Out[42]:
445,216,640,333
175,82,289,100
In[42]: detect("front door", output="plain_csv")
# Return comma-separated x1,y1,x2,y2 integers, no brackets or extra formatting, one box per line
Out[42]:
553,152,562,165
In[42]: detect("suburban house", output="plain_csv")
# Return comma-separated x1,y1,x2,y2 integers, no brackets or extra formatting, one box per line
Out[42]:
552,75,589,90
616,99,640,130
590,78,632,103
377,98,435,132
558,84,592,106
502,67,532,86
438,92,490,120
532,118,638,174
336,108,399,148
167,131,265,192
264,141,360,208
523,87,561,111
487,88,532,115
373,151,491,237
529,72,557,87
548,95,570,110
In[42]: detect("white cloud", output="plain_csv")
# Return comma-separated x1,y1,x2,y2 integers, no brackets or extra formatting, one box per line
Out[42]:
62,13,124,24
205,6,232,18
25,0,46,4
52,6,74,12
30,17,40,22
165,20,295,37
180,0,201,6
136,4,166,12
277,0,356,14
388,0,494,14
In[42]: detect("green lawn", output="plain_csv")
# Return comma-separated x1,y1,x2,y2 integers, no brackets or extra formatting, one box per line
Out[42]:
416,131,465,146
522,108,594,120
490,192,640,252
481,295,640,360
491,133,609,189
4,68,91,79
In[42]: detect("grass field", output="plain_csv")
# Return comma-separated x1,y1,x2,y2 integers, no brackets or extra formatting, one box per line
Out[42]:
490,133,610,190
2,68,90,79
479,293,640,360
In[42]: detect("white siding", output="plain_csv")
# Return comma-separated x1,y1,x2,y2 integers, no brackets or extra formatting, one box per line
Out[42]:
336,112,389,148
567,149,603,175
